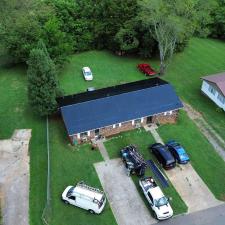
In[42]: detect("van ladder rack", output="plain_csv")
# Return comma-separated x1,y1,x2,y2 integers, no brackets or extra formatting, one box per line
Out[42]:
77,181,103,194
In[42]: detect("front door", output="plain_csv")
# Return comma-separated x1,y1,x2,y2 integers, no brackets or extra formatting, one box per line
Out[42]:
146,116,153,124
94,129,100,136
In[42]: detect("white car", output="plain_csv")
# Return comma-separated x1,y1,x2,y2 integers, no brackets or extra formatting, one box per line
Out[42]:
62,181,106,214
82,67,93,81
139,177,173,220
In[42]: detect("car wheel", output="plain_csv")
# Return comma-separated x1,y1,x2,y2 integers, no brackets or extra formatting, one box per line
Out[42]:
153,211,157,219
63,200,69,204
88,209,95,214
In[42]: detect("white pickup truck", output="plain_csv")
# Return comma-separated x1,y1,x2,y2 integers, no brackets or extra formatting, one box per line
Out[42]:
139,177,173,220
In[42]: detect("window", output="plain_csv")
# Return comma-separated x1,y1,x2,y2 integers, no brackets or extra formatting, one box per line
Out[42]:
113,123,120,128
208,86,216,95
217,93,225,104
80,132,88,138
164,111,172,116
147,192,153,203
134,118,141,124
69,196,76,200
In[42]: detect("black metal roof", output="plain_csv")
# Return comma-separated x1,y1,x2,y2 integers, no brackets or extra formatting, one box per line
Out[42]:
57,78,168,107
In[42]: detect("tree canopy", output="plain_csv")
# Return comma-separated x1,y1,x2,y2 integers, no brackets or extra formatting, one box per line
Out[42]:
27,40,61,116
0,0,224,66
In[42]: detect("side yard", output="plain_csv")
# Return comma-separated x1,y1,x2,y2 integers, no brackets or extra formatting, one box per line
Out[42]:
158,110,225,200
48,120,117,225
165,38,225,141
104,129,188,215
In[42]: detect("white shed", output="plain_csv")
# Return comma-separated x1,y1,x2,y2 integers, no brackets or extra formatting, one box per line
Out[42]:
201,72,225,111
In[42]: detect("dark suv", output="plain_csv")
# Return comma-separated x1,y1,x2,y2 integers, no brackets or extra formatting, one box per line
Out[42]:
149,143,176,170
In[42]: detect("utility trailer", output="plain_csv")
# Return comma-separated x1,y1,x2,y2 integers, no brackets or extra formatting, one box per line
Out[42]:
121,145,147,176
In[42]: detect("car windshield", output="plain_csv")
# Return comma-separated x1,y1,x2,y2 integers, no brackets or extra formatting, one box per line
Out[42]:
176,147,185,155
155,196,168,207
85,71,92,76
66,187,74,197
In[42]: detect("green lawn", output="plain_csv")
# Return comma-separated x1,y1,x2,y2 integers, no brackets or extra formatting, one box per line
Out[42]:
49,119,116,225
60,38,225,141
60,50,158,95
0,37,225,225
0,66,116,225
164,38,225,140
104,129,188,215
0,66,47,224
158,110,225,200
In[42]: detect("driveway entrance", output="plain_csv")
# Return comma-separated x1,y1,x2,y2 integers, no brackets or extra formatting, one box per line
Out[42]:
165,163,222,213
95,159,157,225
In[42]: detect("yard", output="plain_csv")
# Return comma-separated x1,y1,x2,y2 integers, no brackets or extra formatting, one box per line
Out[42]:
0,37,225,225
158,110,225,200
104,128,188,215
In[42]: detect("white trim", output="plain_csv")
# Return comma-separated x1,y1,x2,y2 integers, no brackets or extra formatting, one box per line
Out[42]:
141,117,144,123
113,124,116,128
119,123,122,127
132,120,135,125
87,131,90,136
77,133,80,139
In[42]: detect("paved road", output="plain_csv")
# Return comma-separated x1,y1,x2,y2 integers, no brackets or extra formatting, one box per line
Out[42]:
160,203,225,225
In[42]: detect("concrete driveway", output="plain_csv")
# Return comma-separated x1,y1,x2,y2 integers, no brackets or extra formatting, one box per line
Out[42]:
0,130,31,225
165,163,222,213
95,159,157,225
148,126,222,213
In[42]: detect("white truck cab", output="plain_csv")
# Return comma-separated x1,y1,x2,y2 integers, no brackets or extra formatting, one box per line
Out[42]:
62,181,106,214
139,177,173,220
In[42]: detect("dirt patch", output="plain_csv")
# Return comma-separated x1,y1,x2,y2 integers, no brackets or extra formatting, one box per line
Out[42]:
0,129,31,225
183,102,225,161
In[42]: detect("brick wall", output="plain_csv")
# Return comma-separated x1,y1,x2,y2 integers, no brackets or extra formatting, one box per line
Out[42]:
153,110,178,124
70,110,179,144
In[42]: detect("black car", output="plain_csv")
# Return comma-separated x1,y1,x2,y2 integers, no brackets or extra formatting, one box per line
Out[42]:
121,145,147,176
149,143,176,170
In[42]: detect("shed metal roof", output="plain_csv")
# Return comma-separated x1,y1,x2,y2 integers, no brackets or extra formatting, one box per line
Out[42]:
59,79,183,135
201,72,225,96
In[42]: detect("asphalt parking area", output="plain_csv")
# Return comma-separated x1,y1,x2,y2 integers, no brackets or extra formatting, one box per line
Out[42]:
94,158,157,225
165,163,222,213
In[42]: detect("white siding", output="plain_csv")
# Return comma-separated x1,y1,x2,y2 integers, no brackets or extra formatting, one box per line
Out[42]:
201,80,225,110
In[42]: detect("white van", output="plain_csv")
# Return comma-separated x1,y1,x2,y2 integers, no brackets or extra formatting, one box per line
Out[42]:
62,181,106,214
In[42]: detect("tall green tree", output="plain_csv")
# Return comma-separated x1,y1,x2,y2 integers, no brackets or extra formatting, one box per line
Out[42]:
27,41,60,116
0,0,72,64
138,0,211,74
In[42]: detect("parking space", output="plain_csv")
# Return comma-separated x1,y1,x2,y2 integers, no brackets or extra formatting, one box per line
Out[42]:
165,163,222,213
94,159,157,225
148,127,222,213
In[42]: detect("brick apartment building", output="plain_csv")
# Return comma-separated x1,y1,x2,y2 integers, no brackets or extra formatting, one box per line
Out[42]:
57,78,183,145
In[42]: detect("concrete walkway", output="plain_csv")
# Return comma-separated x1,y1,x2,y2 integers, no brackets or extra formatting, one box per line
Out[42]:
95,159,157,225
183,102,225,162
96,141,110,161
148,127,222,213
0,130,31,225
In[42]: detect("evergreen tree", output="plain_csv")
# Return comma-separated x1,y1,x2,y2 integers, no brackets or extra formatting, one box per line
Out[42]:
27,41,60,116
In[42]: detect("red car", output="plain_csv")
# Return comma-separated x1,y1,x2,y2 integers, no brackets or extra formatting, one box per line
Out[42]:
137,63,157,76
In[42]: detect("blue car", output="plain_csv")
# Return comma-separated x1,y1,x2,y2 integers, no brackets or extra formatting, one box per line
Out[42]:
166,140,190,164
